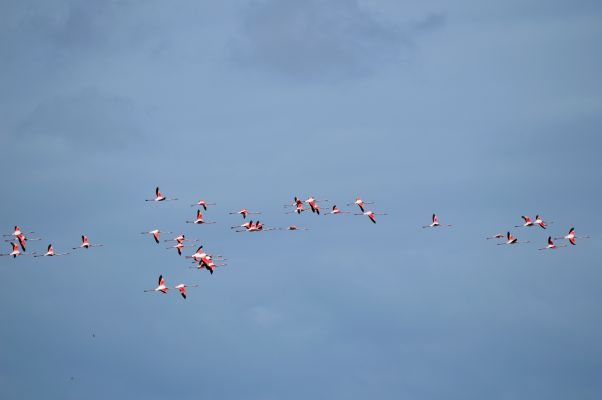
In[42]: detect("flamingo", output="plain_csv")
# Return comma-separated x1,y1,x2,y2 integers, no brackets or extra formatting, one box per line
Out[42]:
325,205,351,215
140,229,172,244
422,214,451,228
355,210,387,224
0,242,28,258
497,232,530,246
190,199,216,210
304,196,327,214
539,236,566,250
2,226,34,237
235,220,276,232
33,244,70,257
282,225,309,231
163,234,198,243
229,208,261,219
195,257,226,274
5,233,41,252
486,233,505,240
145,186,178,202
231,221,253,230
555,227,590,246
166,241,194,256
515,216,535,228
173,283,199,299
73,235,104,250
347,198,374,213
285,200,305,215
186,246,225,263
534,215,553,229
186,210,216,224
144,275,168,294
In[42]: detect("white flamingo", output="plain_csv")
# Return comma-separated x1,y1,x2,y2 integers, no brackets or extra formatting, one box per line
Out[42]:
140,229,172,244
186,210,216,224
355,210,387,224
555,227,590,246
33,244,70,257
73,235,104,250
173,283,199,299
539,236,566,250
190,199,216,210
497,232,530,246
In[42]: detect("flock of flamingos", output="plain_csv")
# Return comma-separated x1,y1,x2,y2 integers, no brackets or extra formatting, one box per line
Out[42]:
1,187,591,299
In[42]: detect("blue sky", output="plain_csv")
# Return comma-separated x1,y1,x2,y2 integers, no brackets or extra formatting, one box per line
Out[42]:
1,1,601,399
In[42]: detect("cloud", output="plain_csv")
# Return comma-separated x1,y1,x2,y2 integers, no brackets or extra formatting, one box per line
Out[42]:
230,0,444,81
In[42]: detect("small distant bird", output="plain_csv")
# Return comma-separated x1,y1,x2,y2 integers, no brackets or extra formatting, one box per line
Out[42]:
281,225,309,231
145,186,178,202
0,242,28,258
539,236,566,250
165,241,193,256
555,227,590,246
325,205,351,215
173,283,199,299
534,214,553,229
33,244,70,257
229,208,261,219
497,232,530,246
355,210,387,224
190,199,216,210
486,233,505,240
144,275,168,294
140,229,172,244
73,235,104,250
186,210,216,225
515,215,535,228
422,214,451,228
347,197,374,213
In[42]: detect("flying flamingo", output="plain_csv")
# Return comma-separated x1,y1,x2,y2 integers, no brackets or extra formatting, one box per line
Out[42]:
515,216,535,228
231,221,253,230
140,229,172,244
229,208,261,219
73,235,104,250
144,275,168,294
190,199,216,210
422,214,451,228
186,246,225,263
486,233,505,240
534,215,553,229
195,257,226,274
304,196,328,215
186,210,216,224
235,220,276,232
555,227,590,246
166,241,193,256
33,244,70,257
347,198,374,213
325,205,351,215
173,283,199,299
145,187,178,202
0,242,28,258
163,234,198,243
497,232,530,246
355,210,387,224
5,233,41,252
281,225,309,231
285,200,305,215
2,226,35,237
539,236,566,250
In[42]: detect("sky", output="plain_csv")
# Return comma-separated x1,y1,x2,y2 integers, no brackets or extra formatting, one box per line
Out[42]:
0,0,601,399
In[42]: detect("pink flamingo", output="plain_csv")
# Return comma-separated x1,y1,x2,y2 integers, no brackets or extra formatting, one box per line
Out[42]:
347,198,374,213
325,205,351,215
33,244,70,257
539,236,566,250
422,214,451,228
355,210,387,224
140,229,172,244
173,283,199,299
145,187,178,202
534,215,553,229
0,242,30,258
497,232,530,246
229,208,261,219
190,199,216,210
555,227,590,246
144,275,168,294
186,210,216,224
73,235,104,250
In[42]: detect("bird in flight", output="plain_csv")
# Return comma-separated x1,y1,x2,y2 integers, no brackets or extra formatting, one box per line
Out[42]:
190,199,216,210
73,235,104,250
186,210,216,225
422,214,450,228
347,198,374,213
539,236,566,250
141,229,172,244
229,208,261,219
145,275,168,294
33,244,71,257
497,232,530,246
145,187,178,202
355,210,387,224
555,227,590,246
173,283,199,299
